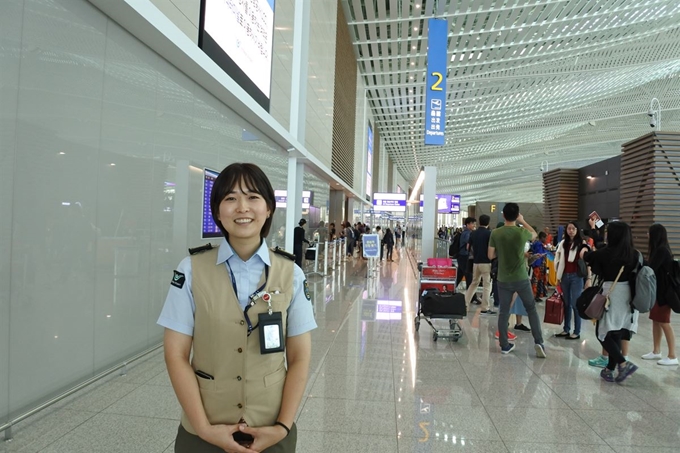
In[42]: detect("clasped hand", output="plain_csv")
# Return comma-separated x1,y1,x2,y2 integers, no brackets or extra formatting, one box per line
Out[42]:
200,423,287,453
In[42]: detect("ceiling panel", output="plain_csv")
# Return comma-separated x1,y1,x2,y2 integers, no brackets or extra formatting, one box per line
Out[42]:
341,0,680,203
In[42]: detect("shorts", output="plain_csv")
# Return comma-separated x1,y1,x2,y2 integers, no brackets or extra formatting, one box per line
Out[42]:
650,302,672,323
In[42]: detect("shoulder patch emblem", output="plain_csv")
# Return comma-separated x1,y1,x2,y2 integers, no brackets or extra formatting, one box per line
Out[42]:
171,270,186,289
303,279,311,301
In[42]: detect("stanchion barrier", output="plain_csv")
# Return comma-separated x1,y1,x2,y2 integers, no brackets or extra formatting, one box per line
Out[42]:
332,239,337,270
323,240,329,274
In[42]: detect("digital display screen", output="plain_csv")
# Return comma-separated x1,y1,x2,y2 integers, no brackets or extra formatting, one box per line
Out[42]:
202,168,222,239
373,193,407,212
199,0,276,110
419,194,462,213
274,190,313,209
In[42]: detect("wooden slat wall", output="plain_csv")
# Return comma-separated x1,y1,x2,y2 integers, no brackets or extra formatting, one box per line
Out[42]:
542,169,579,234
331,1,357,187
621,132,680,253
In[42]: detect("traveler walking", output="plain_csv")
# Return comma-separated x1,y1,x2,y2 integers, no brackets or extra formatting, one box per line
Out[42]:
465,215,494,313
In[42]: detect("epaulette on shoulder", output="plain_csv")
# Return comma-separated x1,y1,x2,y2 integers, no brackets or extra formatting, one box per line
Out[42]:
188,243,213,255
272,246,295,261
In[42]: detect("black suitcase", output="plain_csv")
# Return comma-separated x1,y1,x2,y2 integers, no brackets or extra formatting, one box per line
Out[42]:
421,292,467,317
305,248,317,260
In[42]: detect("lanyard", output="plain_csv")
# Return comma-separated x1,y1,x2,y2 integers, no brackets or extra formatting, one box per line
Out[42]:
226,262,269,336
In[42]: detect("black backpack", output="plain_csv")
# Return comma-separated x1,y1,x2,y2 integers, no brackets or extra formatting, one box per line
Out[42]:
660,260,680,314
449,233,461,258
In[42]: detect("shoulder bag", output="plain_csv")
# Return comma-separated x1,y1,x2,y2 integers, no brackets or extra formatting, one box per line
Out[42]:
583,266,624,321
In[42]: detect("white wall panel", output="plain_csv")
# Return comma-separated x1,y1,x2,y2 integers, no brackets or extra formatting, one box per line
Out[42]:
303,0,336,168
353,70,365,194
10,0,107,413
3,0,290,417
144,0,337,171
0,0,23,423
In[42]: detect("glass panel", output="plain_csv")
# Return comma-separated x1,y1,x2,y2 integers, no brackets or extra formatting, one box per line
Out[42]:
5,0,290,418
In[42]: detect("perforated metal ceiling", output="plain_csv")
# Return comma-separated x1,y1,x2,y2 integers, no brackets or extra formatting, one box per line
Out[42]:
341,0,680,204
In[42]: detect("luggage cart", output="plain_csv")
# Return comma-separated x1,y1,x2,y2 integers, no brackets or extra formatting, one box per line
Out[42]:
415,259,467,341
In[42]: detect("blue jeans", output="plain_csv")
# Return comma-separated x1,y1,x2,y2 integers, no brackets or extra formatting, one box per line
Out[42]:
561,272,584,335
497,279,545,347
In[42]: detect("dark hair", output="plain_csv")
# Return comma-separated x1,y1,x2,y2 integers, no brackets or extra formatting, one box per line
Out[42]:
210,163,275,240
563,220,583,251
538,232,547,240
648,223,672,261
496,221,505,229
604,221,636,264
502,203,519,221
479,215,490,226
299,218,306,226
465,217,476,226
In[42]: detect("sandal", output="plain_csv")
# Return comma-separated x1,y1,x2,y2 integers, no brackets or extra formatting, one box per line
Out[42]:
554,332,570,338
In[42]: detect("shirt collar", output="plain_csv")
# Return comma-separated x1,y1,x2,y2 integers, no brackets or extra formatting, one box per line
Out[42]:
216,239,271,266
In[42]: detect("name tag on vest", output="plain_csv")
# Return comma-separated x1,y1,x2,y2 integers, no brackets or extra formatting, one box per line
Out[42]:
259,312,284,354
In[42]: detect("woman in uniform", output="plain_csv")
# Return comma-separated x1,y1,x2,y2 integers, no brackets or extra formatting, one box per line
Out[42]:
157,163,317,452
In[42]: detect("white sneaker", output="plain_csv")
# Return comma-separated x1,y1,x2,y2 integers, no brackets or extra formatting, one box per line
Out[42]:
657,357,679,366
642,352,663,360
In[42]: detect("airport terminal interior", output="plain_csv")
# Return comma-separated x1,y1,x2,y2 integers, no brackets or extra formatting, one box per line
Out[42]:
3,0,680,452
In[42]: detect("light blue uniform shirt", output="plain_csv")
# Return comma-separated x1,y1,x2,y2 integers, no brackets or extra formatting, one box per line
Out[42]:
157,239,317,337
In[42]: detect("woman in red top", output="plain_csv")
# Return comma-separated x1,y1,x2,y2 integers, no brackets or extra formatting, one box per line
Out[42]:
555,221,590,339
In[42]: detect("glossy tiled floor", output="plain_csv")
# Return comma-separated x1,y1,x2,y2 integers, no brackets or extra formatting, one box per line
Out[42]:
3,251,680,452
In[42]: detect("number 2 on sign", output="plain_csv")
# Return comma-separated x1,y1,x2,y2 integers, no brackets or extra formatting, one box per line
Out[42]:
430,72,443,91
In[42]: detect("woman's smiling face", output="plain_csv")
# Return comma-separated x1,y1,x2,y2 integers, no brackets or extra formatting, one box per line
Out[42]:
217,181,270,243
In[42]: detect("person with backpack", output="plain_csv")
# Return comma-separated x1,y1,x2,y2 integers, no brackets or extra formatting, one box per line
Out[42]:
583,221,640,383
455,218,476,289
641,223,677,366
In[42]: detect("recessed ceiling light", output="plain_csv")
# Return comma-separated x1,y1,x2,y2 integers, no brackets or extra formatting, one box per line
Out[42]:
414,27,418,31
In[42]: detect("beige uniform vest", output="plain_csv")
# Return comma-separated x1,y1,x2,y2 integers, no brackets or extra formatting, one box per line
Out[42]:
181,248,294,435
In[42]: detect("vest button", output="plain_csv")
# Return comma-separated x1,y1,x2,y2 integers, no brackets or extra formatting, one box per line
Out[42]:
237,376,242,381
240,320,245,326
238,348,243,353
237,403,243,409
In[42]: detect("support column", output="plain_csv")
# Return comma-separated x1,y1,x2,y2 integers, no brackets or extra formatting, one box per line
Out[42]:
285,158,304,252
542,169,579,234
422,166,437,260
289,0,311,140
285,0,311,253
621,131,680,251
329,190,346,233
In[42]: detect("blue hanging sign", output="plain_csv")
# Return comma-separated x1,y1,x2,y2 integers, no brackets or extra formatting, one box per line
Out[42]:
424,18,448,146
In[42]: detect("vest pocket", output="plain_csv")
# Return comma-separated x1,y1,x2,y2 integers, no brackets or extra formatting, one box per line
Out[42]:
264,367,287,387
196,374,216,390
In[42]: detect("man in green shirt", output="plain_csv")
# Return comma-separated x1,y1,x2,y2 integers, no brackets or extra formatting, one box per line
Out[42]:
488,203,546,357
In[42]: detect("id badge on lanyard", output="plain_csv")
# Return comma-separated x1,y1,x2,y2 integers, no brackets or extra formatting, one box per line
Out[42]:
258,292,284,354
228,263,284,354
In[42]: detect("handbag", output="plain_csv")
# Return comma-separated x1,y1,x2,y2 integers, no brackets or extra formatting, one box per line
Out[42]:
583,266,624,320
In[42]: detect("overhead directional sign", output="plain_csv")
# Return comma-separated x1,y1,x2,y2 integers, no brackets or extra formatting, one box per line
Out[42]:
424,18,448,146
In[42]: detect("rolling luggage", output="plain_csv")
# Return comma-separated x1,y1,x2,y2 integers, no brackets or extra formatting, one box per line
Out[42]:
543,289,564,325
